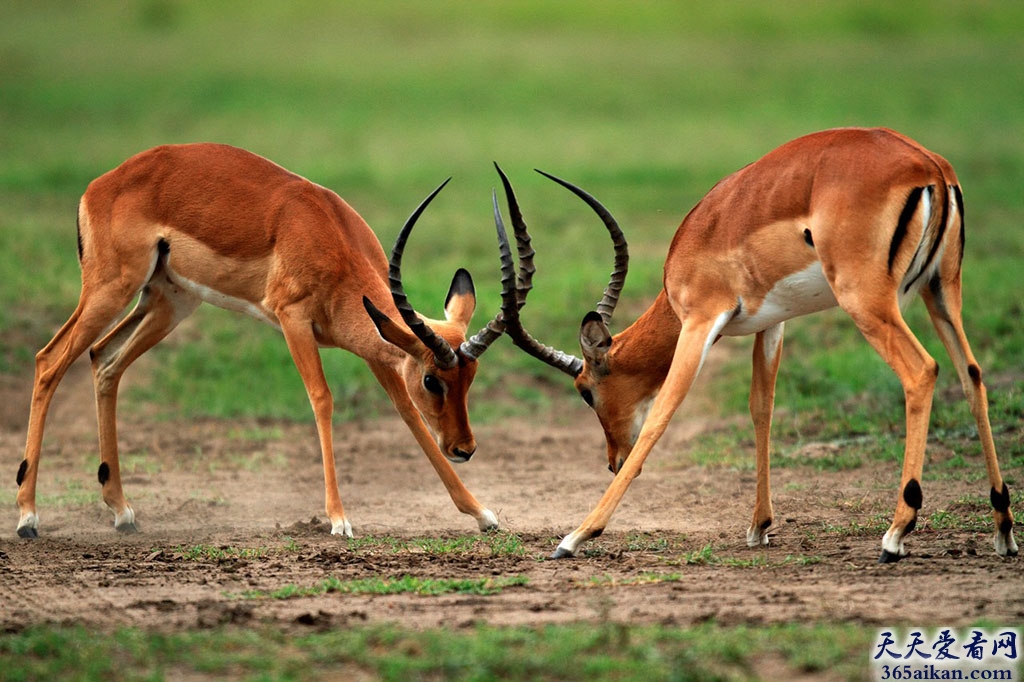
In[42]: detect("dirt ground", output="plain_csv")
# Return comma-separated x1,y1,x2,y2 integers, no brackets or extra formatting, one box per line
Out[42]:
1,357,1022,637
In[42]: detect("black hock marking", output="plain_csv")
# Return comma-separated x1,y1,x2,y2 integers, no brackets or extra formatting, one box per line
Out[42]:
98,462,110,486
904,517,917,535
999,517,1014,536
760,518,772,531
991,483,1011,513
902,479,923,510
590,528,603,539
803,228,814,247
76,214,84,261
16,459,28,486
953,184,966,260
968,364,982,385
888,186,923,273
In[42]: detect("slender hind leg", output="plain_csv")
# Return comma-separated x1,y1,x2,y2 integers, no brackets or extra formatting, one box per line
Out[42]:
922,277,1017,556
17,286,141,537
89,271,200,532
838,294,937,563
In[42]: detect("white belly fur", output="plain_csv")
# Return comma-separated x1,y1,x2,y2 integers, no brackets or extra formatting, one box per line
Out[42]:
721,262,837,336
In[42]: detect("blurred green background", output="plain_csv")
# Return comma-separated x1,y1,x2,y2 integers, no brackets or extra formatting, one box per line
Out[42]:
3,3,1023,678
2,1,1022,437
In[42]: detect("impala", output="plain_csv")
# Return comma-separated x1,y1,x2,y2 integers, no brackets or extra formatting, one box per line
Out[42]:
15,143,512,539
492,127,1017,562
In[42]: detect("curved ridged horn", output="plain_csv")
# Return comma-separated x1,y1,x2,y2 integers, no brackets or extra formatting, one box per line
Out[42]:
494,168,628,377
459,191,513,359
534,169,628,326
495,163,536,310
460,163,540,359
494,181,584,377
389,178,458,370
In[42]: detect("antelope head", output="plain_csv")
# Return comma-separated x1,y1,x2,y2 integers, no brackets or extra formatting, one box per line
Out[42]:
364,179,507,463
490,166,645,474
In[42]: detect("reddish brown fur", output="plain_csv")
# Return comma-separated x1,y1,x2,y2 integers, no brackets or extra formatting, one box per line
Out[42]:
549,128,1014,559
16,144,496,538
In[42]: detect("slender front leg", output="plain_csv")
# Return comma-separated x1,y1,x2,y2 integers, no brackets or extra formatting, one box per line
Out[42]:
747,323,784,547
552,311,733,558
367,360,498,532
278,311,351,537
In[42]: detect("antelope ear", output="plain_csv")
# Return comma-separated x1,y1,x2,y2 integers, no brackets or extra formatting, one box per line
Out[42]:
579,311,612,369
443,268,477,329
363,296,423,356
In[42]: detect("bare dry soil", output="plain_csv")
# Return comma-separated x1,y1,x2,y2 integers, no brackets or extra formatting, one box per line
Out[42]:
1,359,1021,636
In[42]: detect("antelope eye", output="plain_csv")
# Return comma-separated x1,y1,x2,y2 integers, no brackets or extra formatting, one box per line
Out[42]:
423,374,444,395
579,388,594,408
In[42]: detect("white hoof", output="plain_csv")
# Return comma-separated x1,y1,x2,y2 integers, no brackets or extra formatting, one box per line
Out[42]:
995,528,1018,557
17,512,40,538
113,506,137,533
880,528,907,559
477,509,499,531
746,525,770,548
331,518,353,538
550,532,583,559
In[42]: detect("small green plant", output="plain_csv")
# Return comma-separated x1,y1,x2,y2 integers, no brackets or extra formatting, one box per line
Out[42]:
583,572,683,588
623,533,671,552
173,544,268,561
235,574,529,600
819,515,890,537
682,543,717,565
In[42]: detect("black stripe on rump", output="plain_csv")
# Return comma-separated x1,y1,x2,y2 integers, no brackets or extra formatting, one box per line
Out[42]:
904,184,950,295
77,214,84,261
888,186,924,273
953,184,965,263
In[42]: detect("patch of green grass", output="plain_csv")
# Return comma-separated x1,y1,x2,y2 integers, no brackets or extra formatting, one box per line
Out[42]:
0,621,878,681
584,572,683,588
678,542,822,568
819,516,892,538
623,533,672,553
236,574,529,601
3,1,1023,426
35,478,96,508
171,544,269,562
345,531,528,557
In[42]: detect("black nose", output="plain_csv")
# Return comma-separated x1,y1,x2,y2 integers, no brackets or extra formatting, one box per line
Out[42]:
453,447,475,461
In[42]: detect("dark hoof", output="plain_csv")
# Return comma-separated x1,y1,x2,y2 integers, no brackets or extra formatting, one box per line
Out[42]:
1006,547,1019,558
17,526,38,539
116,522,139,534
549,547,576,560
878,549,904,564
